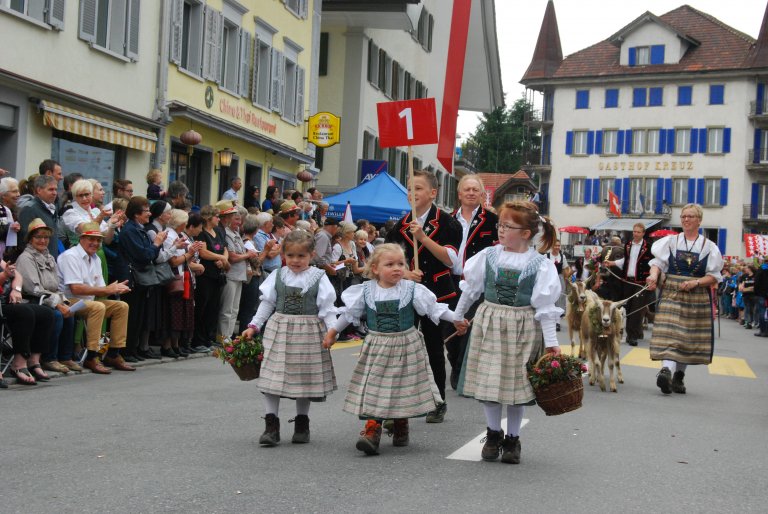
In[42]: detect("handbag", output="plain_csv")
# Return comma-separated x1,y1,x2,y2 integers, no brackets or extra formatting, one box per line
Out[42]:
154,261,175,285
182,270,192,299
166,270,185,296
131,262,160,287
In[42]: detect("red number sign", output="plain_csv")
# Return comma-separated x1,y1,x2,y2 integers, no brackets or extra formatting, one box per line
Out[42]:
377,98,438,148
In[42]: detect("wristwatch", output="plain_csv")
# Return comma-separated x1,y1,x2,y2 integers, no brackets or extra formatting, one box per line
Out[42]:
13,286,22,292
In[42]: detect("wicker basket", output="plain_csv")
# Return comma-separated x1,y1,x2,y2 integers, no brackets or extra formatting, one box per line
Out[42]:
230,361,261,381
534,376,584,416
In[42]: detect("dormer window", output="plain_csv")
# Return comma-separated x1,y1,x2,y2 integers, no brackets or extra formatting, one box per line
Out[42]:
636,46,650,65
629,45,665,66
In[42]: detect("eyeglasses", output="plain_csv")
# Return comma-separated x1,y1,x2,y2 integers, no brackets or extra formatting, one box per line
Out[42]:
76,193,92,198
142,208,151,212
32,235,50,240
496,223,525,232
680,215,699,220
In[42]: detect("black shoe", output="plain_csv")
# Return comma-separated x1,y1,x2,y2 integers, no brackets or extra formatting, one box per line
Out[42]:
755,332,768,337
291,415,310,444
627,339,638,347
176,347,191,357
556,323,561,332
191,345,211,354
501,435,521,464
160,348,179,359
137,348,161,360
656,367,672,395
0,378,7,389
426,402,447,423
259,414,280,446
671,371,686,394
481,428,504,461
123,355,139,364
450,367,460,391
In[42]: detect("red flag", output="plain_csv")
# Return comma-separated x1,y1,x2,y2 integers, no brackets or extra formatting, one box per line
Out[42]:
744,234,768,257
608,190,621,218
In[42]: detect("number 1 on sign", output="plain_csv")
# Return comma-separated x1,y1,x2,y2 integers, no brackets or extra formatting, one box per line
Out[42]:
399,107,413,140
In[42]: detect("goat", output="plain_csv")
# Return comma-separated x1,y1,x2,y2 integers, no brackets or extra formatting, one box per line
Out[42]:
563,268,590,359
580,293,628,392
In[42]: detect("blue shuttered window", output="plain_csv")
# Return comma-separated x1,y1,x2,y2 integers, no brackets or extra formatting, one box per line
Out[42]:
584,179,593,204
752,184,760,218
754,129,762,163
698,128,707,153
624,129,633,154
576,90,589,109
605,89,619,108
678,86,692,106
586,131,595,155
758,84,765,115
696,178,705,204
666,128,675,153
628,47,637,66
664,178,673,204
617,131,625,155
690,129,699,153
649,87,663,106
717,229,727,255
592,178,601,204
595,130,603,154
709,84,725,105
563,178,571,204
632,88,647,107
655,178,664,213
723,128,731,153
650,45,665,64
687,178,696,203
720,178,729,206
621,177,630,212
565,131,574,155
658,130,667,154
615,178,623,200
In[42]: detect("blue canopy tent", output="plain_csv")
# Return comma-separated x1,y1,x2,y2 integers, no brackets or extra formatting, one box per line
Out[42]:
324,172,411,224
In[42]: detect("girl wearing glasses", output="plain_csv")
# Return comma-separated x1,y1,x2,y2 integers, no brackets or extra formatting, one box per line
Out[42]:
452,201,562,465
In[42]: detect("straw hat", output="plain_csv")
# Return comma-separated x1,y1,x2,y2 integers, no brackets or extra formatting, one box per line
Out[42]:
214,199,238,216
79,222,104,238
25,218,53,242
279,200,299,213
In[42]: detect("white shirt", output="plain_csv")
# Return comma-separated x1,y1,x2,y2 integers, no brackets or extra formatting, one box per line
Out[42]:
62,203,108,233
415,208,462,275
333,280,456,333
57,243,105,301
249,267,338,330
455,205,480,263
649,234,723,282
614,240,643,278
547,251,568,271
332,241,358,262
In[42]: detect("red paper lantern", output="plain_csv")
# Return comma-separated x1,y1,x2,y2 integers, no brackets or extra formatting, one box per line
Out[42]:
179,129,202,155
296,170,313,182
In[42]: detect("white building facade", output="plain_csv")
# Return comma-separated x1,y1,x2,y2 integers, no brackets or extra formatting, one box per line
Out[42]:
522,2,768,257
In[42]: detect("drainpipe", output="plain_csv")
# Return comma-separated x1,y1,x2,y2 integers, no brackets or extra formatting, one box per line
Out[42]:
152,0,173,168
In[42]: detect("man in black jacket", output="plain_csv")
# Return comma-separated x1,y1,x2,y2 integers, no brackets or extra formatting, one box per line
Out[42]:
18,174,61,257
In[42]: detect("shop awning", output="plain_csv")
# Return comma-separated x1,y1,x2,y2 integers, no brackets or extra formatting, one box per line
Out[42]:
589,217,664,232
40,100,157,152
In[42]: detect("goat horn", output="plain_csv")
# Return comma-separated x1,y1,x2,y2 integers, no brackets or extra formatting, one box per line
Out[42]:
612,298,630,308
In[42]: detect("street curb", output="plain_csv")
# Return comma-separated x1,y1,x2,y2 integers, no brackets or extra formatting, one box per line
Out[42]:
1,351,213,390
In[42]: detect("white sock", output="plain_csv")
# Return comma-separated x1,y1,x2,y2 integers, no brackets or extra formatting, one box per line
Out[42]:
296,398,310,416
482,402,502,431
263,393,280,416
662,360,676,372
676,363,687,373
506,405,525,437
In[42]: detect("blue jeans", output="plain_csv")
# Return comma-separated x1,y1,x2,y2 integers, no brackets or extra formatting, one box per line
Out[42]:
755,296,767,333
43,309,75,362
743,295,757,325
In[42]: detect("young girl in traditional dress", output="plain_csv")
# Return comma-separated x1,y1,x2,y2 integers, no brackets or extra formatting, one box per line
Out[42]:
322,244,457,456
242,231,338,446
453,201,562,464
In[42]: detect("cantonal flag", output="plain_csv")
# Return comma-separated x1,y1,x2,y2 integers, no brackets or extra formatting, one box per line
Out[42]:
744,233,768,257
608,190,621,218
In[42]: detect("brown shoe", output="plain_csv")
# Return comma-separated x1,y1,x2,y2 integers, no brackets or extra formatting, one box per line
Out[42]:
41,361,70,374
83,358,112,374
102,355,136,372
392,419,409,447
60,360,83,372
356,420,382,455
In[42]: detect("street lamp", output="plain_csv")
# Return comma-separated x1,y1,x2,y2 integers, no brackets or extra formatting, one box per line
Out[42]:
216,147,235,174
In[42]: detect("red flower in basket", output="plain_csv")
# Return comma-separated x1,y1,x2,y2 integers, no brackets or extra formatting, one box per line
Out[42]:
527,353,584,416
216,335,264,382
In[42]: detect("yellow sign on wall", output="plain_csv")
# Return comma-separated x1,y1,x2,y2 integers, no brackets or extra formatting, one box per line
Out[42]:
307,112,341,148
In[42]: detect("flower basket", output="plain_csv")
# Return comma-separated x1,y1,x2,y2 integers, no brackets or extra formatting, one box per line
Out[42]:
230,361,261,381
214,335,264,382
528,353,586,416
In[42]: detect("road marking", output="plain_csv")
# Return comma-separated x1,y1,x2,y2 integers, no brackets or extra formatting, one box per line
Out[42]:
446,418,529,461
621,348,756,378
330,339,363,351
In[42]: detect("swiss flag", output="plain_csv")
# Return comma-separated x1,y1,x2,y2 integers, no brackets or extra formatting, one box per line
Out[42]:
744,234,768,257
608,190,621,218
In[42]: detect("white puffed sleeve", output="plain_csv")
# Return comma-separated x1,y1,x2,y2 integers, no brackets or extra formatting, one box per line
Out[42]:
331,243,342,262
413,283,456,324
316,274,340,329
704,240,724,283
447,247,463,275
333,283,366,332
531,257,564,322
454,247,489,319
648,235,673,272
249,270,279,328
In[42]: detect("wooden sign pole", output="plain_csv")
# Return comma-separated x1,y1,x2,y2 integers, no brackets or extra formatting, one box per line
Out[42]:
407,146,420,272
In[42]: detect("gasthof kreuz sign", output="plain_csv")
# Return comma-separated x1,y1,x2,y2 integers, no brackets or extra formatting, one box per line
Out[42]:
307,112,341,148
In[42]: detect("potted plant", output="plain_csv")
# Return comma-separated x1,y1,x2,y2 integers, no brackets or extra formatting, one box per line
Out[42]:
214,335,264,381
527,353,587,416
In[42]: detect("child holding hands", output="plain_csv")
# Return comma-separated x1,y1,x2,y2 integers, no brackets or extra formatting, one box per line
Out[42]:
323,244,457,456
242,231,338,446
453,201,562,464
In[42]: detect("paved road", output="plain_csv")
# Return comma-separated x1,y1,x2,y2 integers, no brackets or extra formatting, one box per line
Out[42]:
1,317,766,513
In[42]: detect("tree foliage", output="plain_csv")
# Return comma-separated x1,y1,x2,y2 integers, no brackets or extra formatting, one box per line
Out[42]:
462,96,540,173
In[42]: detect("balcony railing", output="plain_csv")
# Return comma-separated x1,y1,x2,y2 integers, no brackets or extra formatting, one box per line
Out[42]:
523,109,554,127
743,204,768,222
750,100,768,117
605,200,672,219
747,149,768,170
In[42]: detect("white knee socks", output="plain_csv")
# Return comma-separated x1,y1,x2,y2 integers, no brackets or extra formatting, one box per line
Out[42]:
506,405,524,437
662,360,688,373
263,393,280,415
482,402,503,431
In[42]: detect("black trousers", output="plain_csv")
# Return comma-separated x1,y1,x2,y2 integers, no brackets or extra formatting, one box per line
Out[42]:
622,281,654,341
124,285,157,353
193,275,223,347
3,302,55,356
238,275,261,334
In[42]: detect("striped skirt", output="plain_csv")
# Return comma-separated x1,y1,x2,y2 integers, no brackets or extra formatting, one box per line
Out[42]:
343,327,441,419
258,313,337,400
650,274,714,365
458,302,542,405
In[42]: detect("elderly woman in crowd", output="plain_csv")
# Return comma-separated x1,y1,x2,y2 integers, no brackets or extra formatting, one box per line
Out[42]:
218,200,256,341
163,209,204,356
15,219,80,374
0,177,21,260
191,205,229,351
63,179,122,246
1,257,56,385
252,212,280,276
119,196,167,362
353,229,370,284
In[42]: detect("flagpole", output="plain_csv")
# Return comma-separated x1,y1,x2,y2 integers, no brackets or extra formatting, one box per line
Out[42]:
407,146,420,273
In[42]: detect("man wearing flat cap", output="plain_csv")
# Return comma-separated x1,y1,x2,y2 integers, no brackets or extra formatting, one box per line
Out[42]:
57,222,133,374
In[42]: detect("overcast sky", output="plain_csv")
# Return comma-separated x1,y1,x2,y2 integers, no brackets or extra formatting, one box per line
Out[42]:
456,0,768,140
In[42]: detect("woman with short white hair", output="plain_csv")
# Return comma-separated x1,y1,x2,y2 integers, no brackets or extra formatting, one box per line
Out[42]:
63,179,122,245
0,177,21,257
